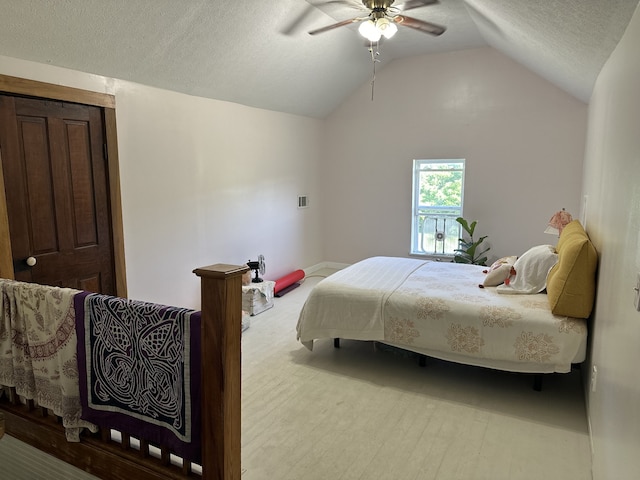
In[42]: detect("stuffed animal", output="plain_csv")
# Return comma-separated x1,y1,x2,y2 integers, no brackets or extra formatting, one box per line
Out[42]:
478,256,517,288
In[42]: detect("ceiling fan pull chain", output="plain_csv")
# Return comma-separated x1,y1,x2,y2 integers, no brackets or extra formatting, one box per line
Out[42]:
369,42,380,101
371,60,376,101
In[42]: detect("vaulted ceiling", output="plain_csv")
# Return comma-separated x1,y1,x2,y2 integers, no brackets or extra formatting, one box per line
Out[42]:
0,0,637,118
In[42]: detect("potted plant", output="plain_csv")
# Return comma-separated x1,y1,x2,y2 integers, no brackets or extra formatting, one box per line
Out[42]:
454,217,490,266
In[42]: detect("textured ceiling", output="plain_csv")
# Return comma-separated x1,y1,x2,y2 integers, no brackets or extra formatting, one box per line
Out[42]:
0,0,637,118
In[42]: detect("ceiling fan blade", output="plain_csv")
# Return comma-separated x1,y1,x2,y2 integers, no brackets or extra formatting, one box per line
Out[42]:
321,0,360,6
281,5,316,36
395,0,439,12
310,0,356,6
308,17,364,35
393,14,446,36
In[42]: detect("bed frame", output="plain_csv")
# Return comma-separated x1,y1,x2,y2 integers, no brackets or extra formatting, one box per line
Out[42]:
0,263,248,480
333,337,549,390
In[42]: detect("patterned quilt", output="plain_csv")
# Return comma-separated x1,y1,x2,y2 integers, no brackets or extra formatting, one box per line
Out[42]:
296,257,587,373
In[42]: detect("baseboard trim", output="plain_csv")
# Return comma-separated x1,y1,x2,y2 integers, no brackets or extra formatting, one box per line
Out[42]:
304,261,349,275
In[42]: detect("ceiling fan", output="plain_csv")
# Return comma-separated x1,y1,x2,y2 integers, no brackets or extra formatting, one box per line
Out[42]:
308,0,446,41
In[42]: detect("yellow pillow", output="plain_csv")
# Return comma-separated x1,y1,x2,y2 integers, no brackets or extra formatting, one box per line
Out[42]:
546,220,598,318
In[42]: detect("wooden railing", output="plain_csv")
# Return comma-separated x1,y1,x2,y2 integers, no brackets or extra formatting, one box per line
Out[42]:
193,264,247,480
0,263,248,480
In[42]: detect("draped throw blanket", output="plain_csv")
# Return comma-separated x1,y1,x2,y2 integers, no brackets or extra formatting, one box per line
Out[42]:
0,279,96,441
74,292,202,462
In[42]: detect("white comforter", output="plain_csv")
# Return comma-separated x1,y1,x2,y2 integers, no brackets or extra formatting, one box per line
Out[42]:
296,257,587,374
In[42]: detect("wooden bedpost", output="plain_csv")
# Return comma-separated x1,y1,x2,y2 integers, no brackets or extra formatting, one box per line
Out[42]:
193,263,249,480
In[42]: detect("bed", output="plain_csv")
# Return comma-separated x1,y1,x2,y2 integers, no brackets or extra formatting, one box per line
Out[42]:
297,220,597,377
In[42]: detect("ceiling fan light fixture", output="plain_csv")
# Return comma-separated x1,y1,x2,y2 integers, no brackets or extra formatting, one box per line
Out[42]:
377,18,398,38
359,19,382,42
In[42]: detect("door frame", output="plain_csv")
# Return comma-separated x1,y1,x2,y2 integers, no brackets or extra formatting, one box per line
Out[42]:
0,74,127,297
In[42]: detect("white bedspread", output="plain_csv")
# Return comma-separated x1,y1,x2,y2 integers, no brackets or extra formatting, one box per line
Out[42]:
297,257,426,347
296,257,587,374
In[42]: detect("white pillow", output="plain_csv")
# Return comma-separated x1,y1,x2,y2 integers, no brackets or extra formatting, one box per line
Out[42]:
496,245,558,294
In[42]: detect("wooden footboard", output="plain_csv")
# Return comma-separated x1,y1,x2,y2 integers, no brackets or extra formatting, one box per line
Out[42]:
0,263,249,480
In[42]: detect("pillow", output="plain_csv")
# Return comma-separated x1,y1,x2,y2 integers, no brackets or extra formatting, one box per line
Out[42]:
546,220,598,318
482,256,518,287
496,245,558,294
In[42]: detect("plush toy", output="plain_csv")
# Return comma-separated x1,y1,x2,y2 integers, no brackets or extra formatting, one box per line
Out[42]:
478,256,517,288
504,266,517,286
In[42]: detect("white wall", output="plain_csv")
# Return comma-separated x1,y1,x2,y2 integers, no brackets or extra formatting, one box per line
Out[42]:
582,3,640,479
323,47,588,264
0,48,589,307
0,56,325,309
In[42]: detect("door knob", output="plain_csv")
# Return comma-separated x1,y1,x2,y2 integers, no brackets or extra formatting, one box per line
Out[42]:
26,256,37,267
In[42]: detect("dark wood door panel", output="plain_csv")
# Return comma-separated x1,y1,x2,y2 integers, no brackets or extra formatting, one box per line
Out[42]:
32,246,107,289
18,114,60,254
0,94,115,294
67,120,99,247
0,96,33,277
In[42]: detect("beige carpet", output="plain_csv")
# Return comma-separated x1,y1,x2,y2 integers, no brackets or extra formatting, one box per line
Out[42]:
240,270,592,480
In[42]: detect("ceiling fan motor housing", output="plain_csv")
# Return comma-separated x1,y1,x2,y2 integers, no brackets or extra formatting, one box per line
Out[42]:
363,0,394,10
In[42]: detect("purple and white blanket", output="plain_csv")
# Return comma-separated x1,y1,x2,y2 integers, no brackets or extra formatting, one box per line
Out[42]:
74,292,202,462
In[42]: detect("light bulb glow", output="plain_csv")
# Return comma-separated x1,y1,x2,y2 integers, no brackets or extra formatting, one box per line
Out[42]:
359,19,382,42
376,17,391,31
379,19,398,39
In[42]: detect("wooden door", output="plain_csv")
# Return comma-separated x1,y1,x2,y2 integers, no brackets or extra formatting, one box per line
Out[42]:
0,94,116,294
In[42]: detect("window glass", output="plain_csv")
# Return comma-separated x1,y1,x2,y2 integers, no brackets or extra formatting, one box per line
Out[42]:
411,159,465,256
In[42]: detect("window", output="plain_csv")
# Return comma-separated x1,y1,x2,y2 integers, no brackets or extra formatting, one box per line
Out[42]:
411,159,465,256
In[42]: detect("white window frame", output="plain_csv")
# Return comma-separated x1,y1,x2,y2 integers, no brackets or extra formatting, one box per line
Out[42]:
410,159,466,257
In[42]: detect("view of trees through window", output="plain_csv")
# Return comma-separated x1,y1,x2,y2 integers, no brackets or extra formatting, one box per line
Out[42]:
411,160,465,256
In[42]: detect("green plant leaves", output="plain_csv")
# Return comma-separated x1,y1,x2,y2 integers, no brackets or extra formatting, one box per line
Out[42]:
454,217,489,266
